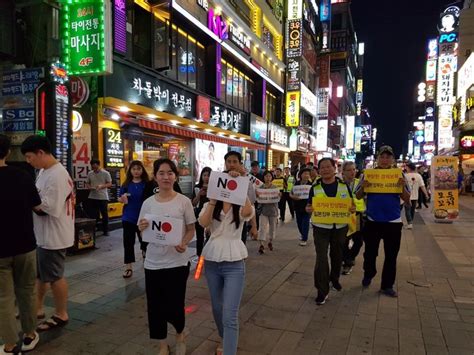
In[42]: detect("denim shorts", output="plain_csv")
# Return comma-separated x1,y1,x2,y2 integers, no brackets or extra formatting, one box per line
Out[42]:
37,247,67,283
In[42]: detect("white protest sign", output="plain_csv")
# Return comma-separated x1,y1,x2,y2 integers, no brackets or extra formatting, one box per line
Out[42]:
292,185,312,199
257,188,280,204
142,214,183,246
207,171,249,206
248,174,264,187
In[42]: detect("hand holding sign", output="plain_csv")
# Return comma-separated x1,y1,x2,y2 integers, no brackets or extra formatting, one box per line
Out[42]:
141,214,184,246
207,171,250,206
256,188,280,204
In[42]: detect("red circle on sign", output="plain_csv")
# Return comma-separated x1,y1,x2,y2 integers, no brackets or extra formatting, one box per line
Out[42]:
161,222,172,233
227,180,238,191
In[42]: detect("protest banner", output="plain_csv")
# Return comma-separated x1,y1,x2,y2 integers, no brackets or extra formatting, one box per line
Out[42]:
142,214,183,246
363,168,403,193
311,197,352,224
272,178,284,190
291,184,312,199
207,171,249,206
256,188,280,204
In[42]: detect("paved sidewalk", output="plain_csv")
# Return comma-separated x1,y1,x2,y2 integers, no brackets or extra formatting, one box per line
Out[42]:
6,197,474,354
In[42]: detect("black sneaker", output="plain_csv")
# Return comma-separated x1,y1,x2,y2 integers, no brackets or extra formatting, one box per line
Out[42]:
380,288,398,298
331,281,342,291
341,266,352,275
362,276,372,288
315,293,328,305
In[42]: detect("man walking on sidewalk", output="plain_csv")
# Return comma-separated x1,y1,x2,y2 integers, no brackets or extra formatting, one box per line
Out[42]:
21,135,75,332
86,159,112,236
0,134,41,353
404,163,429,229
356,146,410,298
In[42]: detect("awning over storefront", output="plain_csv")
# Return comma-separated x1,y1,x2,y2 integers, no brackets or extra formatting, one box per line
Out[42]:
138,119,265,150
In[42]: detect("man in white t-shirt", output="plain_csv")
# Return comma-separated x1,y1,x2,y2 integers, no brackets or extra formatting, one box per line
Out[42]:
404,163,429,229
21,135,74,332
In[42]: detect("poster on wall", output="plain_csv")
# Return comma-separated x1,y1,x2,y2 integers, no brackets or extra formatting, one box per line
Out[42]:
73,123,91,189
431,156,459,223
195,139,228,181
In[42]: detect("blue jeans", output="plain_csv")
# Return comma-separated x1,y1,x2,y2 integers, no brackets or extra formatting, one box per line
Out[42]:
205,260,245,355
295,211,310,241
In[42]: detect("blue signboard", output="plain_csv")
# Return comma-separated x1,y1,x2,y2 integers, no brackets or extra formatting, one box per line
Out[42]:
2,108,35,120
2,67,44,84
2,119,35,132
1,82,40,96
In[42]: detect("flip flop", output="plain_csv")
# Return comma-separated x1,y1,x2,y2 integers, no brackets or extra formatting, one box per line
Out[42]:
122,269,133,278
37,315,68,332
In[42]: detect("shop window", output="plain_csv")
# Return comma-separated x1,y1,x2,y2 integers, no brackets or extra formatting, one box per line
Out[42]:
133,5,152,67
238,73,244,110
233,70,239,108
177,29,188,86
153,15,169,70
266,91,277,122
197,43,206,92
226,66,233,105
221,60,227,101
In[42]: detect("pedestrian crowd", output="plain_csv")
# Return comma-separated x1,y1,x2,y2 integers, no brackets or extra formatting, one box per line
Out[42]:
1,133,438,355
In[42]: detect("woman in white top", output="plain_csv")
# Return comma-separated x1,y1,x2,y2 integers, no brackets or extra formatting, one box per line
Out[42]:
138,158,196,355
198,151,255,355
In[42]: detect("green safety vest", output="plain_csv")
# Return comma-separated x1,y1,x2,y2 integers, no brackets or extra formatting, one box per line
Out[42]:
286,176,295,192
312,179,352,227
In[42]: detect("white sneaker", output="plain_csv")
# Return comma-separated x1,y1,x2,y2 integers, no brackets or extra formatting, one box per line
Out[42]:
21,331,39,352
299,241,307,246
406,224,413,229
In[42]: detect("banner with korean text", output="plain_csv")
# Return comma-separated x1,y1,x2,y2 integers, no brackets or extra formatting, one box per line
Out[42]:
363,168,403,193
311,197,352,224
256,188,280,204
431,156,459,221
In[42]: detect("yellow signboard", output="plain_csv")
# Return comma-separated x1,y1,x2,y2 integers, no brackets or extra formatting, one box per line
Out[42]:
357,79,363,93
363,168,403,193
432,156,459,221
272,178,284,190
311,197,352,224
285,91,300,127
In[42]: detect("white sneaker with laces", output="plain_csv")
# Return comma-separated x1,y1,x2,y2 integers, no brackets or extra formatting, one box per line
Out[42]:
299,241,307,246
406,224,413,229
21,331,39,352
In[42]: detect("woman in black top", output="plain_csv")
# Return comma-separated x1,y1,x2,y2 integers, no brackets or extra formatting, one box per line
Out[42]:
191,167,212,256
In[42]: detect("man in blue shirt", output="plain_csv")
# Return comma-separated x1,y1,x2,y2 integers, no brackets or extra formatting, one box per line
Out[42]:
355,146,410,298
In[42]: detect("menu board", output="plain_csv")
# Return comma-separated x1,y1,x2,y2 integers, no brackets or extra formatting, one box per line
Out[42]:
103,128,125,168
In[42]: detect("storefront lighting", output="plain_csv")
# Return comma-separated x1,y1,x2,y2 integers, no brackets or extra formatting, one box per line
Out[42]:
205,128,214,132
119,106,130,112
189,124,197,129
217,132,226,136
215,6,222,15
170,120,180,125
337,86,344,98
239,137,246,141
147,113,158,119
111,113,120,121
254,44,259,48
358,42,365,56
230,135,237,139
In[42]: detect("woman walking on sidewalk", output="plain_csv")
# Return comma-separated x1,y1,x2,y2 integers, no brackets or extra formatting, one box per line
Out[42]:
119,160,149,278
198,151,255,355
256,170,281,254
192,167,212,257
138,159,196,355
290,168,312,246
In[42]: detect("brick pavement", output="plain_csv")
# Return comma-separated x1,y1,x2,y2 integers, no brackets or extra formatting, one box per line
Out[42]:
3,196,474,354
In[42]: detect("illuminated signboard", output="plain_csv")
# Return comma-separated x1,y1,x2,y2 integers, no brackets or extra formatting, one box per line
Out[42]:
208,7,228,40
408,139,414,155
317,88,329,117
320,0,331,52
437,55,456,104
228,23,251,55
287,0,303,20
438,105,454,150
103,128,124,168
316,119,328,151
287,19,303,58
300,82,317,114
345,115,355,149
424,121,435,142
457,53,474,97
426,60,437,81
62,0,113,75
427,39,438,60
285,91,300,127
438,5,460,34
460,134,474,149
114,0,126,53
354,126,362,152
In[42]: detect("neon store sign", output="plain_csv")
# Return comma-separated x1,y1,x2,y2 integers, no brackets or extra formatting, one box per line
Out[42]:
208,8,228,40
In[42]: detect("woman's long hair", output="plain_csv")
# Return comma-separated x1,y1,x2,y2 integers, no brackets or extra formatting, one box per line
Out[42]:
122,160,149,188
212,200,241,229
197,167,212,188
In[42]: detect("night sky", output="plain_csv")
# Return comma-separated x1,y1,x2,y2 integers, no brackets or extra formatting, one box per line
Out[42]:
351,0,450,155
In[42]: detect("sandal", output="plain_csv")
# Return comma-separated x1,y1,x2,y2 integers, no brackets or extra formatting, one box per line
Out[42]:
122,269,133,278
37,315,68,332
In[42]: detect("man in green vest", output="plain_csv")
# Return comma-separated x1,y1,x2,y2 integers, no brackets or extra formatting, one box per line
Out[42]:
282,167,295,220
306,158,355,305
341,161,366,275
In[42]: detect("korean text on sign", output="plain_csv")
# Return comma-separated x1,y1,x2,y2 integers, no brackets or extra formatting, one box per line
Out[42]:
256,188,280,204
291,185,311,199
311,197,352,224
363,168,403,193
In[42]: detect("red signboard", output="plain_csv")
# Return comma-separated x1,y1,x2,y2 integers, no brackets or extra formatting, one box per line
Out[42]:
196,95,210,122
319,54,330,88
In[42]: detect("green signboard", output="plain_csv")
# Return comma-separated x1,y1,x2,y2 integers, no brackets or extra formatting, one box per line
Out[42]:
62,0,112,76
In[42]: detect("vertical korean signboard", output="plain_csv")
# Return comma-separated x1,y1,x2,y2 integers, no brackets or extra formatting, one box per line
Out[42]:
285,0,303,127
431,156,459,222
62,0,113,75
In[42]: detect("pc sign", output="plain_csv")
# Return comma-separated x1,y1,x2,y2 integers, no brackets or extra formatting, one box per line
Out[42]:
207,172,250,206
142,214,183,246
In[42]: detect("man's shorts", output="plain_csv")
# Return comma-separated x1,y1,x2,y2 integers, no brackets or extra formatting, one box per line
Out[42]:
37,247,67,283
